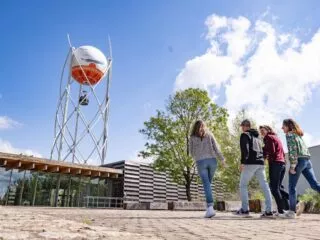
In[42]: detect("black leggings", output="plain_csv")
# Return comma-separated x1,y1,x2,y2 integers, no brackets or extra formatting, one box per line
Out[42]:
269,162,289,213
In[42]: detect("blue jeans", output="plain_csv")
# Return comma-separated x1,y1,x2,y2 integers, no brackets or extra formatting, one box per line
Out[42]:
289,157,320,211
240,165,272,212
196,158,217,207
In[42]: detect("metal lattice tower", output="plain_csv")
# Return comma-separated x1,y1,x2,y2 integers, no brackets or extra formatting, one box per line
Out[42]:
50,35,112,165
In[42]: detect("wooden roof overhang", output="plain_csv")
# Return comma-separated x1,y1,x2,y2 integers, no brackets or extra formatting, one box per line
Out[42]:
0,152,122,179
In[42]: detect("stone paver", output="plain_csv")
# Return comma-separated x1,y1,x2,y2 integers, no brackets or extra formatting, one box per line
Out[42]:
0,207,320,239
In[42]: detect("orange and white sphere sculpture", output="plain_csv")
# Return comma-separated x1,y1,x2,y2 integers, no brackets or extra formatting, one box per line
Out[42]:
71,46,108,85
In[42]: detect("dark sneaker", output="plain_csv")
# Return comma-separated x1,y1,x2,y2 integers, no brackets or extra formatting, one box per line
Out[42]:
260,211,274,218
234,208,250,217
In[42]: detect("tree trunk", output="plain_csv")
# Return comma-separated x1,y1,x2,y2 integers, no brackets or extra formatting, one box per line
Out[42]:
185,135,193,201
184,167,192,201
186,135,190,156
185,180,192,201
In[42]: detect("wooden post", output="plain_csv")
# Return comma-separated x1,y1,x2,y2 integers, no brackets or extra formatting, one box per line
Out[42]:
66,175,72,207
77,175,82,207
62,188,66,207
5,169,13,206
97,178,101,208
89,177,92,196
18,170,27,206
47,173,53,207
54,174,61,207
32,174,38,206
88,177,92,208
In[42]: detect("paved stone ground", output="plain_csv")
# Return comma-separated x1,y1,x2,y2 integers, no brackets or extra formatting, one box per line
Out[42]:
0,207,320,240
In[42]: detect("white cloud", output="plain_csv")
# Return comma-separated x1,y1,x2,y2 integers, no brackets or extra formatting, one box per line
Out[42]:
128,150,154,164
175,13,320,127
0,138,42,157
278,34,294,46
0,116,21,130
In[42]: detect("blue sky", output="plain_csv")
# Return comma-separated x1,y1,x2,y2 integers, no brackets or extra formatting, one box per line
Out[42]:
1,0,320,164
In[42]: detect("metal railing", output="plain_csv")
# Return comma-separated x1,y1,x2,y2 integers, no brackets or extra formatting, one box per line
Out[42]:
83,196,123,208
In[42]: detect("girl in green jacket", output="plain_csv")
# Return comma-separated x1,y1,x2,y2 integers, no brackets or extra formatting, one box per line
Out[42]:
282,119,320,219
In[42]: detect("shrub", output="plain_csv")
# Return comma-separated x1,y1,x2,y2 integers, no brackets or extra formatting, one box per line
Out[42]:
251,191,265,200
299,189,320,213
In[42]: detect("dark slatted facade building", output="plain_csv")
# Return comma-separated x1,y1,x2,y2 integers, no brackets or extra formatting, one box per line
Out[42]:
102,161,226,203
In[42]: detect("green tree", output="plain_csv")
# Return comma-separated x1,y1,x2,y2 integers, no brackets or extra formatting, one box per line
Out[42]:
139,88,228,201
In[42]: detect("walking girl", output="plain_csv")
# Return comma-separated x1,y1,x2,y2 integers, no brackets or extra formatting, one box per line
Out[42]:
235,120,273,218
259,125,289,215
282,119,320,218
189,120,226,218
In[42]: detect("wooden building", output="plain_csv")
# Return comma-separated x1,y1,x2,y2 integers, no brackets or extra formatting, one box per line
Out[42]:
0,152,122,207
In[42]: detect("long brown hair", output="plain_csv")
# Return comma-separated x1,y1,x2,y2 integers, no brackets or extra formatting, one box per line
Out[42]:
259,125,276,135
191,120,206,137
283,119,304,136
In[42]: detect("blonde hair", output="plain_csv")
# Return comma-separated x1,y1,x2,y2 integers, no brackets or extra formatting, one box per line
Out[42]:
283,119,304,136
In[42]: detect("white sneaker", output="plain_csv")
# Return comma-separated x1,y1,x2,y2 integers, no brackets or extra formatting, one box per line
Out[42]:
276,212,287,218
296,201,305,216
204,206,216,218
279,210,296,219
